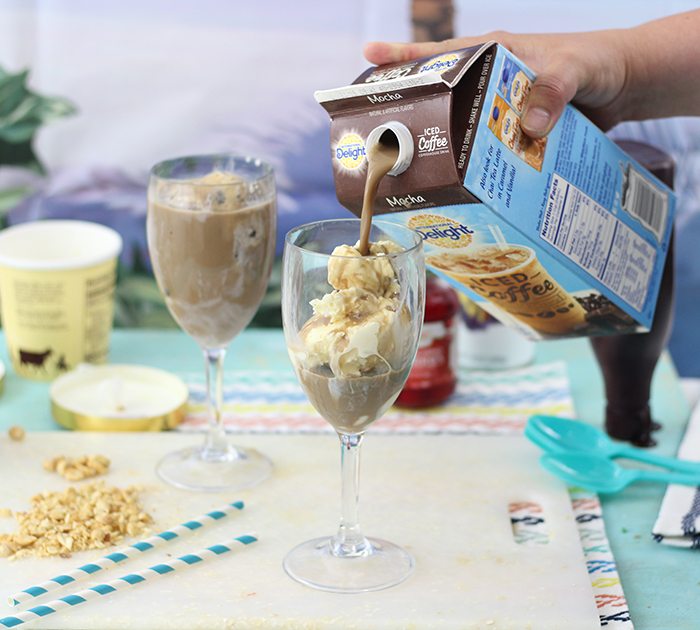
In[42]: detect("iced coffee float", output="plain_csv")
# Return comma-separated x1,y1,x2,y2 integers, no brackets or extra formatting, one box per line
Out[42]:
147,154,276,492
281,218,423,592
148,169,275,350
291,240,411,434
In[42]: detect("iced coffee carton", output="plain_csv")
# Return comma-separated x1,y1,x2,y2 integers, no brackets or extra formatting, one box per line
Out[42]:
315,43,676,339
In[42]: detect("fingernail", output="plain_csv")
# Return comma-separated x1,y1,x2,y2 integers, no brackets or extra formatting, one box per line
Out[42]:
522,107,551,136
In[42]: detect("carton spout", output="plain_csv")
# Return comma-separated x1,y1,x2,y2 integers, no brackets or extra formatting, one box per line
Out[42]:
366,121,414,176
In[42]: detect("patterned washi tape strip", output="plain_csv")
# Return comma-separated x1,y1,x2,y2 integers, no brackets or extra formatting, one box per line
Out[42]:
179,410,571,434
0,535,257,629
181,361,572,433
508,494,633,628
8,501,244,607
179,362,570,387
570,490,633,628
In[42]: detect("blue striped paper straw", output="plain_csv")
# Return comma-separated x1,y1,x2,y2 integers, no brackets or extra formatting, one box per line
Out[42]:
8,500,244,607
0,534,257,629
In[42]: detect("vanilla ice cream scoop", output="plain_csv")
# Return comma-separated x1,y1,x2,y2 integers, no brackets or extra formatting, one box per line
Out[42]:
327,240,402,297
156,170,247,212
298,240,407,378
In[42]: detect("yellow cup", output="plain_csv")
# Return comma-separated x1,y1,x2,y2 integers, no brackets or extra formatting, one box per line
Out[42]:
0,220,122,381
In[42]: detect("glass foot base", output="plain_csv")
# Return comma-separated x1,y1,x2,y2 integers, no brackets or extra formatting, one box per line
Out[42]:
283,536,414,593
156,445,272,492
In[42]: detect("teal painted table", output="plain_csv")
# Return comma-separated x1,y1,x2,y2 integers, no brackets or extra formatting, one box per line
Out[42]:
0,329,694,629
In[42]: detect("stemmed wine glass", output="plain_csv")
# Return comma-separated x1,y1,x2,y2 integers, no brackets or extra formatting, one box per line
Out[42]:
281,218,425,592
147,154,276,491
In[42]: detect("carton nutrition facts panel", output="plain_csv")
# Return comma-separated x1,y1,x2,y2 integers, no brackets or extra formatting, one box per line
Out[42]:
540,174,656,312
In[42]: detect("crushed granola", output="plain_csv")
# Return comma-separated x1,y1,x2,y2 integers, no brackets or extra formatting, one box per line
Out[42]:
0,481,152,559
43,455,111,481
8,426,25,442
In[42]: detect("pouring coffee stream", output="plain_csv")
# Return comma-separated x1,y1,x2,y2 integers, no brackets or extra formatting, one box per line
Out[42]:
358,130,401,256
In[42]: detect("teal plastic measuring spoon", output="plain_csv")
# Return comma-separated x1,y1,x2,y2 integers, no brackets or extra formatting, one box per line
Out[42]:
525,415,700,473
540,452,700,494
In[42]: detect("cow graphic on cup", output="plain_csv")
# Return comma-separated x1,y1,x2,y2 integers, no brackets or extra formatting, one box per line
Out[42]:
18,347,53,370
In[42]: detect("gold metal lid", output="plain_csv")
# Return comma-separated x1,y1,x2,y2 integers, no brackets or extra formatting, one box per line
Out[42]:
50,364,188,431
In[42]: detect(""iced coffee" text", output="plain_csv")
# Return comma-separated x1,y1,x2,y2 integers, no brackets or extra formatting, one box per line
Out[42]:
468,274,557,304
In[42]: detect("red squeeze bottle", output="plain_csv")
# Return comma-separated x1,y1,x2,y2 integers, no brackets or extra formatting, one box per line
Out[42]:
396,276,459,408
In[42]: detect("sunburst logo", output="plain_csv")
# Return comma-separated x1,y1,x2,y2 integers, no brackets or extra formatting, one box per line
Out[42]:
333,131,366,172
418,53,461,75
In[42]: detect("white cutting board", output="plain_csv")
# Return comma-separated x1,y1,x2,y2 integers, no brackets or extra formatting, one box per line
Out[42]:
0,433,599,629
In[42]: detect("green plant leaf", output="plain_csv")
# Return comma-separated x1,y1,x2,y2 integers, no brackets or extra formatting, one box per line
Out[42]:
0,185,31,214
0,138,42,172
0,95,76,143
0,70,30,117
117,274,169,304
0,65,76,171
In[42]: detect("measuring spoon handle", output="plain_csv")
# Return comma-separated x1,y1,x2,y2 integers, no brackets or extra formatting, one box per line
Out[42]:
618,446,700,474
636,467,700,487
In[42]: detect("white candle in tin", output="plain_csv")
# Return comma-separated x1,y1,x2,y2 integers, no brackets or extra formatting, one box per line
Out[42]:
50,365,188,425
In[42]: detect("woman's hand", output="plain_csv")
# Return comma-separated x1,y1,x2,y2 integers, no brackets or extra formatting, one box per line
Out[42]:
365,31,630,138
364,10,700,138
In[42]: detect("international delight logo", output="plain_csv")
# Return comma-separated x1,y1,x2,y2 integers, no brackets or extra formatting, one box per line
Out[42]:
333,132,366,172
418,53,461,75
408,214,474,249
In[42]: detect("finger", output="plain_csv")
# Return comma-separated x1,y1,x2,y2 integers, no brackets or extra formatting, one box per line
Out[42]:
363,41,450,65
364,37,485,65
521,60,580,139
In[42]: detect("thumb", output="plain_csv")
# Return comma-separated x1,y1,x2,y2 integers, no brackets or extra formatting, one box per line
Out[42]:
521,62,579,139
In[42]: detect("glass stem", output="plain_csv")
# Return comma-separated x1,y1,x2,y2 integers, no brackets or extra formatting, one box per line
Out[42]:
201,347,230,461
331,432,370,557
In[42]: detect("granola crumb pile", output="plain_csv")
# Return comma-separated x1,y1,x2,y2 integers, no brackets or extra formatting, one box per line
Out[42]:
43,455,111,481
8,426,25,442
0,481,152,559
